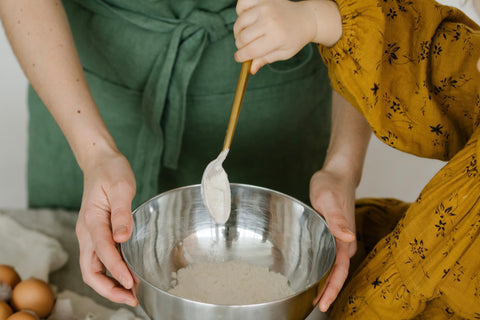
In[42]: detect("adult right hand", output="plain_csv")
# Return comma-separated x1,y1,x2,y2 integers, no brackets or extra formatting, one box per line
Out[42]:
0,0,138,306
75,150,138,307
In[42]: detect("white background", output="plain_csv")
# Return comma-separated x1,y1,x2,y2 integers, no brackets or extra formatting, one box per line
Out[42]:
0,0,477,208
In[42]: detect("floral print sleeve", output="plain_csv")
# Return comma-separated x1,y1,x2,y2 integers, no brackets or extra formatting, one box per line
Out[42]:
318,0,480,161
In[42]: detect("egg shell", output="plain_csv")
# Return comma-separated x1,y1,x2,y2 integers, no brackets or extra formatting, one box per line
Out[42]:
0,301,13,320
10,279,54,318
6,311,38,320
0,266,21,290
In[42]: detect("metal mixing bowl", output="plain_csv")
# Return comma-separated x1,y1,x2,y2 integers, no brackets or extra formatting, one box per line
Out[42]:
122,184,335,320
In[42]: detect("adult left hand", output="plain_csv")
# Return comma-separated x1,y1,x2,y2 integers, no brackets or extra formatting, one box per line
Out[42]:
309,169,357,312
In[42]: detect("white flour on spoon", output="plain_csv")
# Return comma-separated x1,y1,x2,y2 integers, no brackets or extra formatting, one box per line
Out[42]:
201,149,231,224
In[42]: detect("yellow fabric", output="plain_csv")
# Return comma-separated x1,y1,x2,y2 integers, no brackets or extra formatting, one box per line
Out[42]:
317,0,480,318
332,136,480,319
320,0,480,161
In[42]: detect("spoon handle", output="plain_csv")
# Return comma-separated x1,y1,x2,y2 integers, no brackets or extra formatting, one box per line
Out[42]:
222,60,253,151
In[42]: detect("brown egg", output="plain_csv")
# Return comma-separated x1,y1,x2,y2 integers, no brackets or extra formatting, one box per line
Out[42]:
10,279,54,318
0,301,13,320
6,311,38,320
0,266,21,290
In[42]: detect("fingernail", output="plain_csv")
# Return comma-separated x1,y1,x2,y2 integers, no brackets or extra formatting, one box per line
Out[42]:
119,275,131,289
320,302,329,312
114,225,128,237
125,298,138,307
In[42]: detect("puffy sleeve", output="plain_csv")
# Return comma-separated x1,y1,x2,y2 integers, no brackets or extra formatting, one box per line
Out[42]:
318,0,480,161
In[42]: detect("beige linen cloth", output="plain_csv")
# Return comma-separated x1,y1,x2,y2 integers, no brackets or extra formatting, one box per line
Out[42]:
0,214,143,320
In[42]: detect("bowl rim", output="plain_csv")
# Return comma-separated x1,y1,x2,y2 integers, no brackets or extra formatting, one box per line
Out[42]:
121,183,336,307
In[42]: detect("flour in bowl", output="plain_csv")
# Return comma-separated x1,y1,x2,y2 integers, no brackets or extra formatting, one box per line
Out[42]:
168,261,294,305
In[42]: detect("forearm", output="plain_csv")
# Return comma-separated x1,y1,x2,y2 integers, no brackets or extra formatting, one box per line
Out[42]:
0,0,118,171
322,90,371,188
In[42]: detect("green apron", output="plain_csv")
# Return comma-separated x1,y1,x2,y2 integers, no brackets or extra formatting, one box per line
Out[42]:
27,0,332,210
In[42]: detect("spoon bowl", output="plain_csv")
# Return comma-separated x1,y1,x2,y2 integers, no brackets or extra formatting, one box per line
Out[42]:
200,149,231,224
201,60,252,223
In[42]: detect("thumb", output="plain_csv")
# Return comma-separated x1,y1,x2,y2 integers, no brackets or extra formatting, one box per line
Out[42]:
326,213,356,243
109,181,136,243
313,197,355,243
251,58,265,74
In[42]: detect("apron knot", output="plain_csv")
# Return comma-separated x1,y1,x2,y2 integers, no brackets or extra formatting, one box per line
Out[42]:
185,9,230,42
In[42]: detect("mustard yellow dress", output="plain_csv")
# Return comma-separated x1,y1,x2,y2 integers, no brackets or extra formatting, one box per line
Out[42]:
318,0,480,318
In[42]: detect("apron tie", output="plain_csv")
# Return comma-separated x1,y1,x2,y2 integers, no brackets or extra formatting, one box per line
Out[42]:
185,9,231,42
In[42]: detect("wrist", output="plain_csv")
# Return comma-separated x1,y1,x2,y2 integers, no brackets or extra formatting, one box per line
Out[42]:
75,135,121,173
64,114,120,172
294,1,319,45
304,0,342,47
322,150,366,188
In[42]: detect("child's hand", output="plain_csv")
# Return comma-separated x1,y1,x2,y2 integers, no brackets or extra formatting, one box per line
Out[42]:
234,0,317,74
233,0,342,74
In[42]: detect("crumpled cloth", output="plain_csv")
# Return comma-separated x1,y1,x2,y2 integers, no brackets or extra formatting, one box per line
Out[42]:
0,214,68,282
0,215,144,320
49,290,143,320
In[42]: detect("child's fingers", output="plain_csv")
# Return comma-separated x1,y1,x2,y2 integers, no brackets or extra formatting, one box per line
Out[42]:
235,21,264,50
236,0,258,16
250,50,283,72
235,35,282,62
251,59,263,74
233,6,258,37
250,48,293,74
235,36,263,62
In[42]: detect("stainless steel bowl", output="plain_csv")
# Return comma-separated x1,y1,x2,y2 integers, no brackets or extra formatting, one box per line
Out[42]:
122,184,335,320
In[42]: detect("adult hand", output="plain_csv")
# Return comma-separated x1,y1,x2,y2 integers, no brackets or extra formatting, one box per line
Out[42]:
76,150,138,306
309,169,357,312
233,0,317,74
